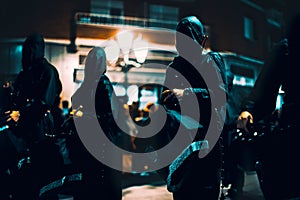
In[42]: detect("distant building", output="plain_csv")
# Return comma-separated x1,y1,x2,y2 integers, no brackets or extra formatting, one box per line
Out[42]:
0,0,289,104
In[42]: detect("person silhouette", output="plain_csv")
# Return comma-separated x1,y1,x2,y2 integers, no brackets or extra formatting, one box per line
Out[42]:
160,16,227,200
6,32,63,199
70,47,122,200
237,13,300,200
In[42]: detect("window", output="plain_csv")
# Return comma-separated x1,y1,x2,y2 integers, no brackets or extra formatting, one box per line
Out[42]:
276,86,284,110
232,75,255,87
230,64,255,86
79,55,87,65
73,69,84,83
266,9,283,28
230,64,254,78
138,84,161,109
110,7,122,16
149,4,179,21
149,4,178,29
91,0,124,16
244,17,254,40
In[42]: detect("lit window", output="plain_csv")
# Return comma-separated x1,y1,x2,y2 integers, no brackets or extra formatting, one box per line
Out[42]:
149,4,178,29
150,5,178,20
232,75,255,87
139,88,158,109
276,85,284,110
244,17,254,40
91,0,124,16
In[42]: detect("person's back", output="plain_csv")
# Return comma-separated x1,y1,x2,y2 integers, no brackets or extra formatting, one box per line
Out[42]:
259,15,300,200
237,13,300,200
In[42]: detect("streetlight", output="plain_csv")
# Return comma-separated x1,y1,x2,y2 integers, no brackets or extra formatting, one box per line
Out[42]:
105,30,149,102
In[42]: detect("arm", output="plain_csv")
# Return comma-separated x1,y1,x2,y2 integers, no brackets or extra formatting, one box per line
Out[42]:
237,39,287,130
39,64,62,107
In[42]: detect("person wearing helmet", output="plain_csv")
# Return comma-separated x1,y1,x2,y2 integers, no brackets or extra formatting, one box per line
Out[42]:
160,16,228,200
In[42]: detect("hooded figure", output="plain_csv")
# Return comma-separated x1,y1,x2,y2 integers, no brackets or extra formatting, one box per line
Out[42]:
70,47,122,200
72,47,108,113
13,33,62,112
160,16,227,200
12,32,62,141
21,33,45,71
9,33,63,199
72,47,119,139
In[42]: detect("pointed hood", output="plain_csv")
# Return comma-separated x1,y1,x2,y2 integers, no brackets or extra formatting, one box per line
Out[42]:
22,33,45,71
83,47,107,84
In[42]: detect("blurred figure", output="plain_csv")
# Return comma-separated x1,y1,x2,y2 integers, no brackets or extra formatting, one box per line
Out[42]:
160,16,227,200
134,102,165,152
0,81,13,116
61,100,70,119
237,13,300,200
119,103,138,151
70,47,122,200
0,81,18,200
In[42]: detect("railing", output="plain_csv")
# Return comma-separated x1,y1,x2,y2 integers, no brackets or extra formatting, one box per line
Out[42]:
75,12,178,30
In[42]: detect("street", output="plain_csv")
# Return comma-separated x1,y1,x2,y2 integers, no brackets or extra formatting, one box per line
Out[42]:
122,171,265,200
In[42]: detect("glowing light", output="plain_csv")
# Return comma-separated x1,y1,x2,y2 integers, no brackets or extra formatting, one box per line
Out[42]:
105,39,120,66
127,85,139,104
113,84,126,96
116,30,134,55
133,34,148,64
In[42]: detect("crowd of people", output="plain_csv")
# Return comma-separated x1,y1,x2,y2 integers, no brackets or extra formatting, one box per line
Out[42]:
0,9,299,200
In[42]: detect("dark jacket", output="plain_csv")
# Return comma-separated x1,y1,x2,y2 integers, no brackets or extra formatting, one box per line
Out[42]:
69,47,122,199
241,38,299,125
239,15,300,199
71,74,120,143
7,34,64,199
12,34,62,142
71,47,120,145
163,51,226,140
13,58,62,110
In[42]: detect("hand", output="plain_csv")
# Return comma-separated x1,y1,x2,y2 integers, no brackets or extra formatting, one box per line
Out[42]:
161,90,179,110
6,110,20,122
161,90,175,103
172,89,184,98
237,111,253,133
70,105,84,117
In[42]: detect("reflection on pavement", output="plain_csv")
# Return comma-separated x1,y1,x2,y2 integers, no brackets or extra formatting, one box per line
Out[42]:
122,172,265,200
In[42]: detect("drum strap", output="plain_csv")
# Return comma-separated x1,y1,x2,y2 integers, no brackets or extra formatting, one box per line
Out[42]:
167,140,209,192
39,173,82,197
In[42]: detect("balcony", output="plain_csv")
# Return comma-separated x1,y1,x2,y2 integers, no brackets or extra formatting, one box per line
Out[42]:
75,12,178,30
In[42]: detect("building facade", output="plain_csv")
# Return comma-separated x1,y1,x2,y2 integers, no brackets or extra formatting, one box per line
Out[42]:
0,0,291,105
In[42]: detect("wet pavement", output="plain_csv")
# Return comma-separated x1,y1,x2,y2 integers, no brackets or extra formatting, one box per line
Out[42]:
121,171,265,200
56,170,264,199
